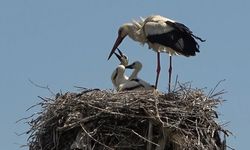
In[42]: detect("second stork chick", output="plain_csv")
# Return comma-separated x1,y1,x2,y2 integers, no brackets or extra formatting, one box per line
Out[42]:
118,61,155,91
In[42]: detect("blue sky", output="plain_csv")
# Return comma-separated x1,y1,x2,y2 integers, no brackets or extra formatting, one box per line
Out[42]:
1,1,249,149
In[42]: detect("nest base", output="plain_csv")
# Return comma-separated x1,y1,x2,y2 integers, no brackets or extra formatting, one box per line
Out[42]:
27,85,229,150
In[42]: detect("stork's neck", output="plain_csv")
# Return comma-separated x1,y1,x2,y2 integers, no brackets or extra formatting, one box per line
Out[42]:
129,66,141,80
125,23,145,43
117,65,127,80
111,68,118,87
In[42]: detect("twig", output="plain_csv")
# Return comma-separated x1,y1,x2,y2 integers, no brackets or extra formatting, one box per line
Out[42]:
28,79,55,96
173,75,179,91
131,129,159,147
57,112,103,131
16,113,39,123
147,121,153,150
80,123,114,150
208,79,226,98
195,119,201,146
26,102,44,111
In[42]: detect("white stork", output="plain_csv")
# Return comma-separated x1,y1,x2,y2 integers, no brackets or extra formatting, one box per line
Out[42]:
111,49,154,91
111,48,129,89
120,61,155,91
125,61,142,80
108,15,205,92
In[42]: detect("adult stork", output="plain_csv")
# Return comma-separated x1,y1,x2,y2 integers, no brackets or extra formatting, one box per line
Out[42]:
108,15,205,92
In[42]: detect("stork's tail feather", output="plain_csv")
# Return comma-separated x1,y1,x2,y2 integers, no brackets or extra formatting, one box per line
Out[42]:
191,34,206,42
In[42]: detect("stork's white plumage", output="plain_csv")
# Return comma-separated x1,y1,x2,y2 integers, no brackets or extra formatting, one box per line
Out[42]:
118,78,154,91
126,61,142,80
108,15,205,91
119,61,154,91
111,49,154,91
112,65,127,91
111,49,129,90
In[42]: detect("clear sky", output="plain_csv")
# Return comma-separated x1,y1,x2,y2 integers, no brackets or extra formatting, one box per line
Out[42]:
1,0,249,149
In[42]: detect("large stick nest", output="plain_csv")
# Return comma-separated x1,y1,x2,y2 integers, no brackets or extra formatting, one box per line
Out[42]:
27,84,230,150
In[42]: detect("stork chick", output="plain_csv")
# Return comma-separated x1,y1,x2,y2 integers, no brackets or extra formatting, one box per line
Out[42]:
111,48,129,90
118,61,154,91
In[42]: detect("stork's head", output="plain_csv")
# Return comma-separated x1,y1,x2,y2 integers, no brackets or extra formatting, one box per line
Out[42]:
125,61,142,71
108,23,134,60
114,48,129,66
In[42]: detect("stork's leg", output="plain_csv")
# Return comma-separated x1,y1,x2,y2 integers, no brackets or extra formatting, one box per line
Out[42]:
155,52,161,89
168,55,172,92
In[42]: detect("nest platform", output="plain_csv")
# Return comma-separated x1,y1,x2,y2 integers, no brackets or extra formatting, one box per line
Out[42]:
27,85,230,150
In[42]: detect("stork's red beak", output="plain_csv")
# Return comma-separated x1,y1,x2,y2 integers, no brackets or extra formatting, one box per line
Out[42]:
108,35,125,60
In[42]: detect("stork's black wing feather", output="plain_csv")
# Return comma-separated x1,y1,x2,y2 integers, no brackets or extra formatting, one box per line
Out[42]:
122,79,144,91
167,21,206,42
147,21,205,56
167,21,192,34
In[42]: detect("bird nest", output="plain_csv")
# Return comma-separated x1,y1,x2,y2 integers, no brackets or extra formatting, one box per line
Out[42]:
26,84,230,150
